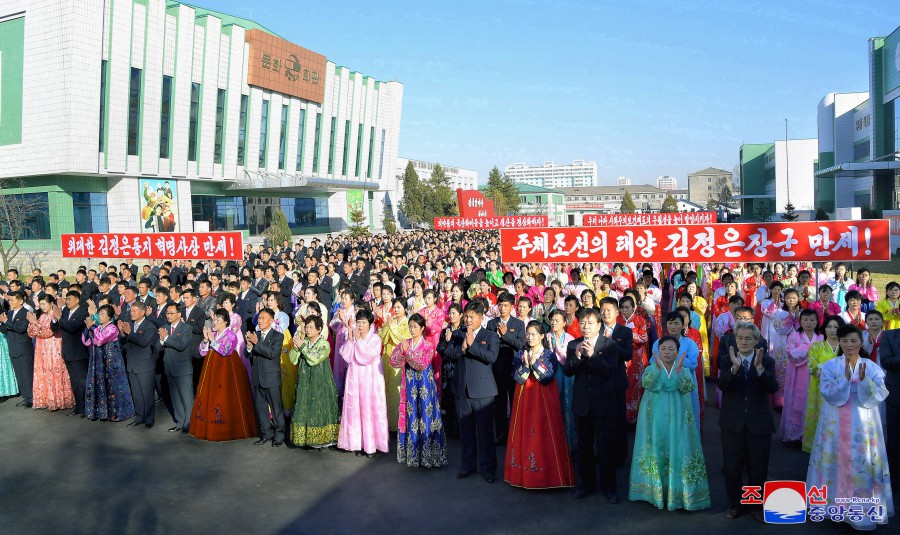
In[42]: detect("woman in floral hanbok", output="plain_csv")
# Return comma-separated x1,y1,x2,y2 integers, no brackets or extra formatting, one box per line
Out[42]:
618,296,649,425
802,315,845,453
780,309,821,442
290,315,340,449
760,283,799,408
28,296,74,411
806,325,893,531
629,336,710,511
82,304,135,422
379,298,411,433
390,313,447,468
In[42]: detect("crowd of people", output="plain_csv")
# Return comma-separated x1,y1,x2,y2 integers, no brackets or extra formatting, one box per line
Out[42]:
0,230,896,530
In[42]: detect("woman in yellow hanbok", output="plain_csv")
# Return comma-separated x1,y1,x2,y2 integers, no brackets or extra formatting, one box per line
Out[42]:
801,315,844,453
685,282,710,377
379,298,410,433
874,282,900,330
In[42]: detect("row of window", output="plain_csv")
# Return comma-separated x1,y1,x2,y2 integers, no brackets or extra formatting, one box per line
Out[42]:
99,62,386,178
0,192,108,240
571,193,671,201
191,195,329,235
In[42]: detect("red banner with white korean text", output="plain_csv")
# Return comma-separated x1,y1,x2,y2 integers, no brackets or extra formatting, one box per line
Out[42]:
500,220,889,263
61,232,244,260
434,215,548,230
583,211,717,227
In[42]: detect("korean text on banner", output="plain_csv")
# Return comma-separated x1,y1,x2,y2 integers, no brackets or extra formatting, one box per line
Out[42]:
433,216,548,230
583,211,717,227
61,232,244,261
500,220,889,263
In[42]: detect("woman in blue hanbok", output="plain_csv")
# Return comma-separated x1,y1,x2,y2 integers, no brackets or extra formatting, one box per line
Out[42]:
629,335,710,511
546,310,576,451
0,323,18,399
81,304,135,422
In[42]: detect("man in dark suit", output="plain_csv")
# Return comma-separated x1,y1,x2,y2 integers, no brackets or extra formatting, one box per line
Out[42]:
717,306,769,365
444,300,499,483
116,285,138,324
156,303,194,433
565,304,631,502
236,277,258,334
120,302,157,429
181,289,206,387
0,291,34,407
304,270,333,309
251,265,268,298
718,321,778,522
50,290,89,416
486,292,525,444
876,324,900,489
276,263,293,304
246,308,285,447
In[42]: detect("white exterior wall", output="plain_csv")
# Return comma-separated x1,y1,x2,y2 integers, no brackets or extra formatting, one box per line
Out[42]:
771,139,818,212
505,160,597,189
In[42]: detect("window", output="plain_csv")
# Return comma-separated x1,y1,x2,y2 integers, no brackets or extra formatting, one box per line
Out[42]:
191,196,248,231
214,89,225,164
0,193,50,240
312,112,322,173
366,126,375,178
258,99,270,168
354,124,363,177
99,60,108,152
378,128,386,180
341,120,351,176
327,116,337,174
853,139,871,162
296,108,306,172
278,104,288,170
188,82,200,162
127,68,142,156
280,197,329,229
73,192,109,233
159,76,172,158
237,95,248,166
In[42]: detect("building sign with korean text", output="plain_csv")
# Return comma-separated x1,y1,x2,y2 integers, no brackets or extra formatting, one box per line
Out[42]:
61,232,244,261
245,29,327,104
500,220,889,263
434,216,548,230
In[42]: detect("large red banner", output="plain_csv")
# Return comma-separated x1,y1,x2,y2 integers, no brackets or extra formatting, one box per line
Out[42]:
435,215,548,230
61,232,244,260
456,189,495,218
584,211,716,226
500,220,889,263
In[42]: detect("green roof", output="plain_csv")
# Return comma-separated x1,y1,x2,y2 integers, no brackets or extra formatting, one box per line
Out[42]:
168,1,284,40
512,183,563,194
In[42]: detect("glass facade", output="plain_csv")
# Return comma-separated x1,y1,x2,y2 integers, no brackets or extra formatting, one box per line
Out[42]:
73,192,109,233
127,68,142,156
237,94,248,166
188,82,200,161
296,108,306,172
193,195,328,235
328,116,336,174
354,124,362,177
367,126,375,178
342,119,350,176
0,193,50,240
214,88,225,164
259,99,269,168
99,60,107,152
378,128,386,180
159,75,172,158
313,112,322,172
278,104,288,170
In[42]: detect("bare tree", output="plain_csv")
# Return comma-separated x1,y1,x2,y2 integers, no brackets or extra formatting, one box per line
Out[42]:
0,178,49,274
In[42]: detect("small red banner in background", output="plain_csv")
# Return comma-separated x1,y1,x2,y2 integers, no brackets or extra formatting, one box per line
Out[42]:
500,220,889,263
61,232,244,260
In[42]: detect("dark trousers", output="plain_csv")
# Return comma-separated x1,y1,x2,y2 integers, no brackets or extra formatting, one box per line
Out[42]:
721,428,772,507
887,405,899,488
576,409,621,494
11,353,34,402
456,394,496,476
253,383,285,441
493,364,515,442
128,369,156,427
166,372,194,431
63,359,88,414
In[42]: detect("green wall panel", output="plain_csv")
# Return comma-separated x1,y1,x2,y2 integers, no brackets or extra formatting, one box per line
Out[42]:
0,16,25,146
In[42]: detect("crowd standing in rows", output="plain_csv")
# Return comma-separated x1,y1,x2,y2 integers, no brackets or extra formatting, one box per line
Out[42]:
0,231,896,530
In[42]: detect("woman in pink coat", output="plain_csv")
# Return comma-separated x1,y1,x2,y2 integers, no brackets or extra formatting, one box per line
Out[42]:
337,309,389,458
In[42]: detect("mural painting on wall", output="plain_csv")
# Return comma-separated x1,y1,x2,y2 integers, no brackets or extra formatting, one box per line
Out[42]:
140,178,178,233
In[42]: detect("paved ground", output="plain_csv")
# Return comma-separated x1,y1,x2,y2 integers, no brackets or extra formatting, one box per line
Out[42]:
0,387,891,535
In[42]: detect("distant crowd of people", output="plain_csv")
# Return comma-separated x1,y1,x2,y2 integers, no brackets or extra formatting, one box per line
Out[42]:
0,230,895,530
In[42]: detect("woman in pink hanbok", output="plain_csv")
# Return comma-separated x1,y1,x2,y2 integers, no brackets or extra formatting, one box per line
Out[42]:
337,309,389,457
219,294,248,380
330,290,356,397
780,309,821,442
420,289,446,400
28,295,74,411
760,283,798,407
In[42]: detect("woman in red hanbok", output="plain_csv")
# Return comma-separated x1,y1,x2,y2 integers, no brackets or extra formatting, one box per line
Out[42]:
504,321,574,489
420,289,446,400
618,296,648,424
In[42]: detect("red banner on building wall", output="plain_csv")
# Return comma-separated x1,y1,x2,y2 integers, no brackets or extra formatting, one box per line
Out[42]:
61,232,244,260
584,211,717,226
500,220,889,263
434,215,548,230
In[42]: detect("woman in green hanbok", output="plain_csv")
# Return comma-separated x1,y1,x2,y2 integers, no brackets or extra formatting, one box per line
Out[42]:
629,335,711,511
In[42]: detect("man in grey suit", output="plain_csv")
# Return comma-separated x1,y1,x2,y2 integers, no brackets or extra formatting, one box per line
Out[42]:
0,291,34,407
246,308,285,447
444,300,500,483
156,303,194,433
120,302,157,429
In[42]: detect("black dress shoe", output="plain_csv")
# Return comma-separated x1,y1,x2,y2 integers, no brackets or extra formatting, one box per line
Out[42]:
15,400,26,407
724,506,741,519
484,474,496,484
573,488,592,499
355,451,362,457
456,470,473,479
127,421,141,427
253,438,270,446
144,424,153,429
272,440,283,447
606,492,620,504
23,402,32,408
168,426,180,433
80,413,87,419
67,411,80,416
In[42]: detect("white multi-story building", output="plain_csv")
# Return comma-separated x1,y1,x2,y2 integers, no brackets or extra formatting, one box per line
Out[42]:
396,158,478,191
616,176,631,186
0,0,403,251
504,160,598,189
657,176,677,190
